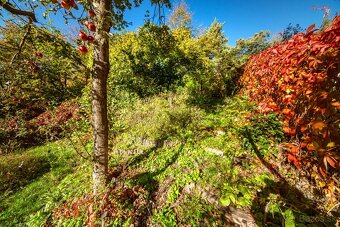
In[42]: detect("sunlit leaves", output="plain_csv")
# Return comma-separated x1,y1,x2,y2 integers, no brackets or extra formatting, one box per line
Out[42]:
240,16,340,178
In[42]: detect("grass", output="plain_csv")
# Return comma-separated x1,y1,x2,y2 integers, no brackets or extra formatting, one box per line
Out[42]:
97,94,288,226
0,141,91,226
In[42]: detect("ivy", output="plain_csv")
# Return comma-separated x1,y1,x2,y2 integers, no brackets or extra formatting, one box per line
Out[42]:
241,16,340,177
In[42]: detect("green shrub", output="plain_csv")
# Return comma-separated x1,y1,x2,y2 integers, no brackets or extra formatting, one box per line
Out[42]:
238,113,284,156
109,23,183,97
107,21,249,103
118,92,204,142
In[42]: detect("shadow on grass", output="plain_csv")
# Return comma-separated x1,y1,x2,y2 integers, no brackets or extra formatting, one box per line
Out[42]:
107,146,158,181
190,97,226,113
0,155,51,195
242,129,337,226
132,143,184,188
128,147,158,168
130,142,185,226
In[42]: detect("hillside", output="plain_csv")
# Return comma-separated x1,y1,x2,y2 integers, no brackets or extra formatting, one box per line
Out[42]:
0,3,339,227
2,94,338,226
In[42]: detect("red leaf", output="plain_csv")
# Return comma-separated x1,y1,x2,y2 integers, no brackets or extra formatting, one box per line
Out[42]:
287,153,300,169
324,155,337,169
318,166,327,178
293,159,301,169
306,24,316,35
300,142,308,148
283,126,296,136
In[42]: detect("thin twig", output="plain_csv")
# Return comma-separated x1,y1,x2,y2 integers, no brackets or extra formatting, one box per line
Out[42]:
327,202,340,215
66,134,93,161
10,19,32,65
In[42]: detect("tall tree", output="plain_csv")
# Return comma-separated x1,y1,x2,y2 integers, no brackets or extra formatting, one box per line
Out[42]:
91,0,170,194
168,0,192,30
234,31,271,56
91,0,112,194
0,0,170,194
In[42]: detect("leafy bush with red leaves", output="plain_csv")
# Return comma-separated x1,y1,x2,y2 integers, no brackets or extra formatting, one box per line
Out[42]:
240,16,340,177
52,185,147,226
0,100,80,152
29,100,80,129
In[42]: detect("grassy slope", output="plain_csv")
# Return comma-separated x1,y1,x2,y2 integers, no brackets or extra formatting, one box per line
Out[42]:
0,95,336,226
0,141,91,226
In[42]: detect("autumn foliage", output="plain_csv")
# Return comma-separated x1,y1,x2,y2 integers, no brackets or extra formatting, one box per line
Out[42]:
240,16,340,177
2,100,79,151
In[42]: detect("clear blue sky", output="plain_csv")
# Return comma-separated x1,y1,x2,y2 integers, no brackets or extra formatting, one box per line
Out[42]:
1,0,339,45
123,0,339,45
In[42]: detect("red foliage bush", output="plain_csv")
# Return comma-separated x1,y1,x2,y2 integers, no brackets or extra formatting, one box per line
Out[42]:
29,100,79,128
240,16,340,177
52,185,145,226
1,100,80,151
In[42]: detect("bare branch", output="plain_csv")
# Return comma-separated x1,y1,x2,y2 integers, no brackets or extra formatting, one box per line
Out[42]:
1,1,37,22
10,21,32,65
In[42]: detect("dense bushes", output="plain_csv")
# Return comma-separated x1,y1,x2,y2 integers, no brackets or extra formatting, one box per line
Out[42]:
108,21,246,103
0,100,80,153
0,23,87,106
0,22,87,152
241,16,340,176
109,23,181,97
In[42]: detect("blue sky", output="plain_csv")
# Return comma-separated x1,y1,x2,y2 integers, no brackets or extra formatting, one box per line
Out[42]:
123,0,339,45
1,0,339,45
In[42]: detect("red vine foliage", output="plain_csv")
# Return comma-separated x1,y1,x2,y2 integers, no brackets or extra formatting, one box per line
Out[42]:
240,16,340,177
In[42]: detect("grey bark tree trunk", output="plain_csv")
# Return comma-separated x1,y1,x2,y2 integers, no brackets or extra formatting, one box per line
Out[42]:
92,0,112,194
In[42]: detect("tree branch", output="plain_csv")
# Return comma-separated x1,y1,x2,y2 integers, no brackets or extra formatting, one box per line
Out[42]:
1,1,37,22
10,22,32,65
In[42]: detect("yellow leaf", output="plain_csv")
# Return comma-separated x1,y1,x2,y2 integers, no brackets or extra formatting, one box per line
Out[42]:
311,120,327,130
307,142,319,151
327,142,335,148
318,181,326,187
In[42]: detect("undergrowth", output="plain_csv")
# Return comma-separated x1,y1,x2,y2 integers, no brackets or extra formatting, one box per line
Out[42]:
1,93,336,226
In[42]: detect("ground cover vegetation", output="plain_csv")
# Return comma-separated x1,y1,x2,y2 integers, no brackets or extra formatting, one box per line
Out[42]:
0,1,339,226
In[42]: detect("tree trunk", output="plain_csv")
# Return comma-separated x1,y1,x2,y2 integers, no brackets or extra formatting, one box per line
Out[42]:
92,0,112,194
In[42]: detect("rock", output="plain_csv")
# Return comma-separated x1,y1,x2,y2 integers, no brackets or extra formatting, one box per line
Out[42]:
224,206,257,227
216,130,226,135
206,147,224,156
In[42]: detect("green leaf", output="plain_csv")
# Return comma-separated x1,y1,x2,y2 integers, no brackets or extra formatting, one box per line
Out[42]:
229,194,236,204
283,209,296,227
220,197,230,206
